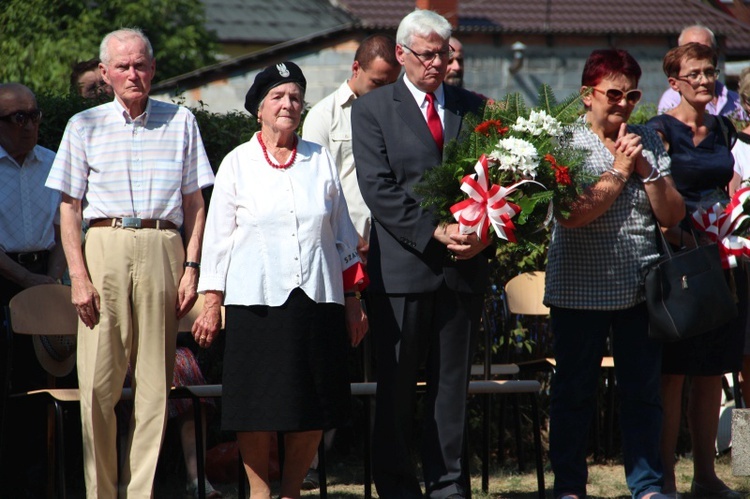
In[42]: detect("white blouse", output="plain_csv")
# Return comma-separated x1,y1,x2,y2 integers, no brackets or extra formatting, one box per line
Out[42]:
198,133,361,307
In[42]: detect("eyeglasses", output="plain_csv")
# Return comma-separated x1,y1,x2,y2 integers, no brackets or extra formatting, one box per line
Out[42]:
677,69,720,83
403,44,454,65
0,109,43,127
591,87,642,105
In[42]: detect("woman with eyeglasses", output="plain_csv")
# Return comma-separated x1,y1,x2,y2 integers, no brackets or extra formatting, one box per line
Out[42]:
647,43,745,499
545,49,684,499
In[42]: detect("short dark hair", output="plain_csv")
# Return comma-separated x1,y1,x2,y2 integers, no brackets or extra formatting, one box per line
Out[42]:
662,42,717,78
70,58,101,92
354,34,398,71
581,49,642,88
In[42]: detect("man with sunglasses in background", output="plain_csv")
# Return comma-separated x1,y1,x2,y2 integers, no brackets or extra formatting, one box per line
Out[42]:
658,25,747,120
0,83,67,497
352,9,487,499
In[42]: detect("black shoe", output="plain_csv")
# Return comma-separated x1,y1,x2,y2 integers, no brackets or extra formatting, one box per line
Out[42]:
301,468,319,490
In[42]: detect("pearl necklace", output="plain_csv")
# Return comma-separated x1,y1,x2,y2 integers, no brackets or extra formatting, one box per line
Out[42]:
258,132,297,170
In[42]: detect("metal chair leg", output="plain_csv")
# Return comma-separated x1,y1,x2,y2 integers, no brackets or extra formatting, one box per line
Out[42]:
364,396,372,499
482,393,490,492
318,436,327,498
530,393,545,499
192,393,206,499
513,394,525,472
54,400,67,499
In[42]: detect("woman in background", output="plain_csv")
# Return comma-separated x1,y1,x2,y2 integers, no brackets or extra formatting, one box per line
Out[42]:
648,42,745,499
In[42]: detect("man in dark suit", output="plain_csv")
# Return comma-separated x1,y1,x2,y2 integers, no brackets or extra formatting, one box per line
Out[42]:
352,9,488,499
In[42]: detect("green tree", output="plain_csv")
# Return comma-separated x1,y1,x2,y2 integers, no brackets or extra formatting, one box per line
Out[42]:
0,0,218,95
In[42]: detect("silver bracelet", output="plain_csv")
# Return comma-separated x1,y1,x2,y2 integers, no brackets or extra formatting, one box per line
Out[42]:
641,166,661,183
604,168,627,184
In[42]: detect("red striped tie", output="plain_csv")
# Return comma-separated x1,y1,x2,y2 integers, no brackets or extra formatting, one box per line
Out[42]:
425,92,444,151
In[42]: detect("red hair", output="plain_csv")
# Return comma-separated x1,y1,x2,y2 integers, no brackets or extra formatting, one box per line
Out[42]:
582,49,642,87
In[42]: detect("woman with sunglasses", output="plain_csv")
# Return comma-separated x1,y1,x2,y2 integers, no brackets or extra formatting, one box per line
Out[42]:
545,49,684,499
647,43,745,499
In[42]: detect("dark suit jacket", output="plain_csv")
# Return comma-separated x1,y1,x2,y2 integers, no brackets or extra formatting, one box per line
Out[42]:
352,78,488,294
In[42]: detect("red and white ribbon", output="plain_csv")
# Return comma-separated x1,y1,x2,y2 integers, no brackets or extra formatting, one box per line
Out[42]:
691,186,750,268
449,155,542,243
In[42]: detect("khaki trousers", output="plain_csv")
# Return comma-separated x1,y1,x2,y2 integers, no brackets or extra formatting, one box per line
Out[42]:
77,226,184,499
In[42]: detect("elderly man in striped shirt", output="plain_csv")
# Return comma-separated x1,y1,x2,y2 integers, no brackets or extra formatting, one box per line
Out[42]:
46,28,215,498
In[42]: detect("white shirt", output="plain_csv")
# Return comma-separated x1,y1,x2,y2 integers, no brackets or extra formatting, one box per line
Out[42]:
0,144,60,252
733,132,750,181
46,98,214,227
402,74,446,126
303,81,372,241
198,133,361,307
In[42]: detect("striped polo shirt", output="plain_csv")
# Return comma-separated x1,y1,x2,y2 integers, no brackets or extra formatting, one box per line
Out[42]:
46,98,214,228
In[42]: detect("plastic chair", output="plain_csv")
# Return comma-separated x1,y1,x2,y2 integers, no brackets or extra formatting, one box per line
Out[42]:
1,285,225,499
506,271,617,460
505,271,550,317
1,284,79,499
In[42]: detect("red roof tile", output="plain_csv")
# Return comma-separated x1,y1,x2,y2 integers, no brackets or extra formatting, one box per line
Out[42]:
337,0,750,55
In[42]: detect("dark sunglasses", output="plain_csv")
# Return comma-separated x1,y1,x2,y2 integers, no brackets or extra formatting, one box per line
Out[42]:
591,87,642,105
0,109,43,127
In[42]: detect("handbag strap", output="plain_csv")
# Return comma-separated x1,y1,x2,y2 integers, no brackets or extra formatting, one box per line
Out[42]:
655,221,699,258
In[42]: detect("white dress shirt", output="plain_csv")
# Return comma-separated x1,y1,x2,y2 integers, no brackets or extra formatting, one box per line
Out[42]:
403,74,446,126
198,133,361,307
303,81,372,241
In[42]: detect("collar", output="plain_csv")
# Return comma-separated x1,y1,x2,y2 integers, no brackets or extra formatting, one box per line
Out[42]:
402,74,445,108
336,80,357,108
0,143,38,168
113,97,152,124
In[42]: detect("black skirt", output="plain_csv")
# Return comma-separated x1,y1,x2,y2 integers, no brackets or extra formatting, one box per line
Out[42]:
221,288,351,432
662,265,748,375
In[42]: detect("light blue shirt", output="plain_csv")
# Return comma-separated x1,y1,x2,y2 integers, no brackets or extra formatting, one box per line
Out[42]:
0,144,59,252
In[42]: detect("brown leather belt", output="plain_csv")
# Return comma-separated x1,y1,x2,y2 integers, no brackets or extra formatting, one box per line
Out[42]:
88,218,177,230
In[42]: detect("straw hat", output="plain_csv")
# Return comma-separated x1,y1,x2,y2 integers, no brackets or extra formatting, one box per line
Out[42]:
33,334,76,377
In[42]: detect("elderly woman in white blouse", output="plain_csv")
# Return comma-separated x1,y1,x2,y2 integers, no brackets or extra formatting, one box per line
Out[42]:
192,61,368,499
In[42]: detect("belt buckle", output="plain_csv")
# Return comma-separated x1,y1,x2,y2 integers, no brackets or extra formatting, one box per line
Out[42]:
121,217,142,228
17,252,38,264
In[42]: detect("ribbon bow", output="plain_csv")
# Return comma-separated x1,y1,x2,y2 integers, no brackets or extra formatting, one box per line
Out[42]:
691,186,750,268
449,154,539,243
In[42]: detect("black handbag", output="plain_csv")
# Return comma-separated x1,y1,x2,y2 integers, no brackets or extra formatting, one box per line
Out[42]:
644,227,737,342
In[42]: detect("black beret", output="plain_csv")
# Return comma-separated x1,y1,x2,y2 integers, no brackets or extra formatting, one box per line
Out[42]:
244,61,307,116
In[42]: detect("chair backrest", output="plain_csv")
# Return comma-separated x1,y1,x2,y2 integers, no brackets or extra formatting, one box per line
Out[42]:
8,284,78,336
9,284,220,336
504,271,550,316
